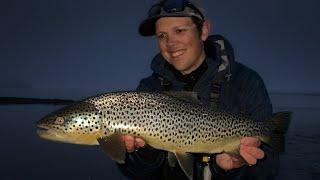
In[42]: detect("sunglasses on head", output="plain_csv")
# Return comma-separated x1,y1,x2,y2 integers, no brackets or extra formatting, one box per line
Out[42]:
148,0,204,20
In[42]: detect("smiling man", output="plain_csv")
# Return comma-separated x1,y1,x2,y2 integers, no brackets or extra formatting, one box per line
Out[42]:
117,0,279,179
155,17,208,75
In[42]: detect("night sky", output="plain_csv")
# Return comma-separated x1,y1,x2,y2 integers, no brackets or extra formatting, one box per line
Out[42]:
1,0,319,100
1,1,320,179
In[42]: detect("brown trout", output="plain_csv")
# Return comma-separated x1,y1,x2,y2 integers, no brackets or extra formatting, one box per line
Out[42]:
37,91,291,179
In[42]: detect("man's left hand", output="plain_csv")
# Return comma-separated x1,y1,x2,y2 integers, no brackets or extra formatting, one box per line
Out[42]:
215,137,265,171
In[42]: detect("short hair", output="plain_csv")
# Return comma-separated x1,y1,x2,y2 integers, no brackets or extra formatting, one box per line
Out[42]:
191,16,204,37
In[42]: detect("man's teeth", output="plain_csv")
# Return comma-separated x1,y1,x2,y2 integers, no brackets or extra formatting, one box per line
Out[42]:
172,50,184,57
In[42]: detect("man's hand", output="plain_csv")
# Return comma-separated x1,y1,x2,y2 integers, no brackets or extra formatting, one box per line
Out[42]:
121,135,146,153
216,137,265,171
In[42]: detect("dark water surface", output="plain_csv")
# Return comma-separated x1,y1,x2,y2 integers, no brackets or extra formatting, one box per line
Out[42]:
0,105,127,180
0,94,319,179
276,107,320,180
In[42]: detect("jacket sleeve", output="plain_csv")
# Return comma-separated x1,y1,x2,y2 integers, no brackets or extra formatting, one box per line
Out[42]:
116,75,167,179
211,65,279,179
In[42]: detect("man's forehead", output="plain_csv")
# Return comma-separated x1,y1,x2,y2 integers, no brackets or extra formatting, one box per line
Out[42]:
155,17,194,31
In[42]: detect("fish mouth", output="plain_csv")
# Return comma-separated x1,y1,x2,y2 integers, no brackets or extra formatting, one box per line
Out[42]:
36,126,64,142
36,125,99,145
36,124,55,139
37,126,48,134
36,123,49,133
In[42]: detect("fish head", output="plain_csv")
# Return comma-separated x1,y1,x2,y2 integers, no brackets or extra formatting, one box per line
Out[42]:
37,101,103,145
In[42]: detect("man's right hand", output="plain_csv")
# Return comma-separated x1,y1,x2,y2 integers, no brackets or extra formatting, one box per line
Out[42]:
121,135,146,153
215,137,265,171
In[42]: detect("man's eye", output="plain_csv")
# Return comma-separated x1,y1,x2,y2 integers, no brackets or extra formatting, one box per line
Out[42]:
157,33,166,40
176,29,186,33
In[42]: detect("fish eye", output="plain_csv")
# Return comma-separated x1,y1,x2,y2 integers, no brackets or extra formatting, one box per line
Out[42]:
55,117,65,125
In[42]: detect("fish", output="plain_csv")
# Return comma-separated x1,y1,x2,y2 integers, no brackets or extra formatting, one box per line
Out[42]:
36,91,291,179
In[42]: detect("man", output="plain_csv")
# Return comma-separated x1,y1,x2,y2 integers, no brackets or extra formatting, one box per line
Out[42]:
118,0,279,179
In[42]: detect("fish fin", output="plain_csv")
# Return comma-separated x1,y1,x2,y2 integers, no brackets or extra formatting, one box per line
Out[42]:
267,111,292,153
97,131,126,164
228,148,241,156
162,91,201,104
270,111,292,133
167,152,177,167
174,152,194,180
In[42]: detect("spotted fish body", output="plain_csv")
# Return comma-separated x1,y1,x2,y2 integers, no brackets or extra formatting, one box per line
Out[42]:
88,92,267,152
37,91,291,179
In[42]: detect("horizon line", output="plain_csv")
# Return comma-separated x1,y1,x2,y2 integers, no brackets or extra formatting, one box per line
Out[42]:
269,92,320,96
0,91,319,105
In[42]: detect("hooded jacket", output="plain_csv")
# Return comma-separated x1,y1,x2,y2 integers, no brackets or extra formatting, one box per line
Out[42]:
117,35,279,180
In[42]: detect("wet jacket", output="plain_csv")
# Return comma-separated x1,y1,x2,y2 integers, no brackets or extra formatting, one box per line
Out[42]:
117,35,279,180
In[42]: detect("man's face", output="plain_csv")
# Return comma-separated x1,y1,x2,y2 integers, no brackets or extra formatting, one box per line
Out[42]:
155,17,209,74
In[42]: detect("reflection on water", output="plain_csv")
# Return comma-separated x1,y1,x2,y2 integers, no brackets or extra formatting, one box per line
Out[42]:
0,94,319,179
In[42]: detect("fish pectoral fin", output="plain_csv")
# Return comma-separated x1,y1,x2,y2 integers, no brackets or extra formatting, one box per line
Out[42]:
167,152,178,167
174,152,194,180
97,131,126,164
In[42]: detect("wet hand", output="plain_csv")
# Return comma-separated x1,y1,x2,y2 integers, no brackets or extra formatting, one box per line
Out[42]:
121,135,146,153
216,137,265,171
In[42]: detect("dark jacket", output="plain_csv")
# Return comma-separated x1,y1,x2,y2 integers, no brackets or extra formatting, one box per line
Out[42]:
117,35,279,180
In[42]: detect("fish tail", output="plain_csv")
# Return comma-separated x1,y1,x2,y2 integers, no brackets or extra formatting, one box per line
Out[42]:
267,111,292,153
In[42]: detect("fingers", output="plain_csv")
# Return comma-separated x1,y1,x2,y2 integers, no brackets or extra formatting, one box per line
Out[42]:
135,137,146,148
240,147,257,165
240,145,265,165
212,137,265,171
240,137,261,147
216,153,245,171
122,135,146,153
244,146,265,159
216,153,233,170
229,156,245,169
122,135,135,153
239,137,265,165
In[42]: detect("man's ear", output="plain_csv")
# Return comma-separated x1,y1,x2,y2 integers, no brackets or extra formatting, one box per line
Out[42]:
201,20,211,41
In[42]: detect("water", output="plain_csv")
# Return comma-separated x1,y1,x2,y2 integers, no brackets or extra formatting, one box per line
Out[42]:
0,94,319,179
0,105,127,180
276,107,320,180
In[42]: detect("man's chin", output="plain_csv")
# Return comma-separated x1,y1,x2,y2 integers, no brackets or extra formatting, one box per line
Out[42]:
171,65,190,74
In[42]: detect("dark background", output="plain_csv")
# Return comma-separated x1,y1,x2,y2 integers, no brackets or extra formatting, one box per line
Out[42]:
1,0,319,99
0,0,319,179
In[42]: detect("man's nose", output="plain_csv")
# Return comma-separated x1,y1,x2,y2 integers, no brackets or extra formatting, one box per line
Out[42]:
166,34,179,48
